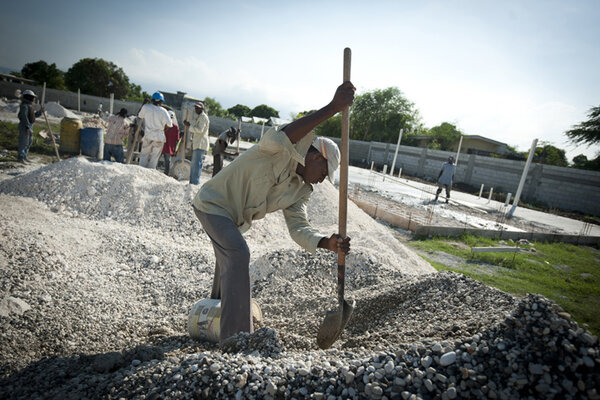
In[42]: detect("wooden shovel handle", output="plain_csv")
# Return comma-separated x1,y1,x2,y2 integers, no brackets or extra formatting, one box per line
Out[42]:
41,108,60,161
126,117,143,164
338,47,351,267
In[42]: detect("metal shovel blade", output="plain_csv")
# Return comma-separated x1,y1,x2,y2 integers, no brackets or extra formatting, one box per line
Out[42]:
316,298,355,349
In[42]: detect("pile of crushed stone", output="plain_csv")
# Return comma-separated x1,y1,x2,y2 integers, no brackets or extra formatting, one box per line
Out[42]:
0,157,598,399
42,101,79,119
82,115,108,128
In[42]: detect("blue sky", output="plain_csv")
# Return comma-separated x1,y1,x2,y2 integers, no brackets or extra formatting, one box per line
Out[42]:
1,0,598,160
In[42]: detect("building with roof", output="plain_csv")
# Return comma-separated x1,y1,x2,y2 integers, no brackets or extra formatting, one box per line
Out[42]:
412,134,510,156
0,73,36,85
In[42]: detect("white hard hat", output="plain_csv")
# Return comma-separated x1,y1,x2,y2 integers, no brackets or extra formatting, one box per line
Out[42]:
312,136,340,183
22,89,37,97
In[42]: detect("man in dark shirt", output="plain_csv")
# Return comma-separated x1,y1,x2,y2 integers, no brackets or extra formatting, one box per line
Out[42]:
17,90,41,163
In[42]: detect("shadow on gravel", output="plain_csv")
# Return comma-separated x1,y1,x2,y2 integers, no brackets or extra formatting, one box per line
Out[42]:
0,344,166,398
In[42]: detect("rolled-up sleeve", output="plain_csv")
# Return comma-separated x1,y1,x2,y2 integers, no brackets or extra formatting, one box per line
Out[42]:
283,194,323,255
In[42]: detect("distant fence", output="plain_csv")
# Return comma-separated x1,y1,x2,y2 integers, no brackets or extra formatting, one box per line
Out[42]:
0,80,142,117
327,138,600,217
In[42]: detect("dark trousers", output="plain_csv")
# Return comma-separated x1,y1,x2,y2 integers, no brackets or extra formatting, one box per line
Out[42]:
436,183,452,198
103,144,124,163
163,153,172,175
212,154,223,177
17,128,32,161
193,207,253,342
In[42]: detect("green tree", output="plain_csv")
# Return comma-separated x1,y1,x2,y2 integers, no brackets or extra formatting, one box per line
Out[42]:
227,104,251,118
565,106,600,146
21,60,66,90
126,83,149,102
203,97,230,118
315,114,342,138
534,143,568,167
572,154,589,168
250,104,279,119
65,58,131,99
426,122,462,151
572,153,600,171
350,87,420,143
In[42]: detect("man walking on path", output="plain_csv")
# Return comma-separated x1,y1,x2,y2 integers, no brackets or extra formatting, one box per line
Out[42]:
185,102,210,184
434,156,456,203
211,127,238,177
138,92,172,169
103,108,130,163
17,90,41,163
192,81,355,343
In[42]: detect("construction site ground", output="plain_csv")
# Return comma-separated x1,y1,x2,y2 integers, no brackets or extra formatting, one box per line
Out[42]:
345,167,600,239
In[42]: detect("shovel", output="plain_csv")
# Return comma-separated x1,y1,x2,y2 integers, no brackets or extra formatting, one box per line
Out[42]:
317,47,355,350
40,107,61,161
126,117,143,164
170,108,191,180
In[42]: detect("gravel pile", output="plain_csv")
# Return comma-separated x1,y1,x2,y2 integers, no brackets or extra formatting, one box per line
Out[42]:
0,157,598,399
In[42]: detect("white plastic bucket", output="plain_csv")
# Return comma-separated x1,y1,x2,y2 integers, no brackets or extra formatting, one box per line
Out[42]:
187,299,263,342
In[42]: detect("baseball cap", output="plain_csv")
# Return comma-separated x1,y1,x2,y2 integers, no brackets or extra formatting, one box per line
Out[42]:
312,136,340,183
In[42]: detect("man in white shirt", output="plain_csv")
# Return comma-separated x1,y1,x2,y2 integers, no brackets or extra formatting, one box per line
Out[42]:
138,92,172,169
184,101,210,184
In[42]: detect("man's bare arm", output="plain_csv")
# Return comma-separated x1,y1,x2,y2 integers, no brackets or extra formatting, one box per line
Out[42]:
283,81,355,144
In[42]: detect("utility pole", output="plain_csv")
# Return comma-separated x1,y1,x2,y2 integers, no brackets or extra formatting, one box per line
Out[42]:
507,138,538,218
390,128,403,176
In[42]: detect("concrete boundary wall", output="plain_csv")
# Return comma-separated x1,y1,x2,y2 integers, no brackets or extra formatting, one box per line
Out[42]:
0,80,142,116
330,137,600,216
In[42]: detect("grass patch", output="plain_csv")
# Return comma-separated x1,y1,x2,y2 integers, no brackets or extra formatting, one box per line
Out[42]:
0,120,60,159
407,234,600,336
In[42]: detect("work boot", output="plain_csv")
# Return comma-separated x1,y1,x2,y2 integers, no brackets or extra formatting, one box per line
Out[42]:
445,198,449,204
17,159,25,164
433,195,438,202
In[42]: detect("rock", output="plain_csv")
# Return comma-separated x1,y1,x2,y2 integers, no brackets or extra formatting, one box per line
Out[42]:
528,363,544,375
439,352,457,366
446,387,457,399
421,356,432,368
0,296,31,316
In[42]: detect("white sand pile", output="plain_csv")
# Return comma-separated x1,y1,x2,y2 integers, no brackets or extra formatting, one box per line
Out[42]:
0,157,433,276
42,101,79,119
0,99,20,113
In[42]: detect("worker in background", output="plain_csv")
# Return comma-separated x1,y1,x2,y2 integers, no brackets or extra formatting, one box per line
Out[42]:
184,102,210,184
211,127,238,177
137,92,172,169
103,108,130,163
192,81,355,344
17,90,41,164
97,102,103,117
162,110,180,176
434,155,456,203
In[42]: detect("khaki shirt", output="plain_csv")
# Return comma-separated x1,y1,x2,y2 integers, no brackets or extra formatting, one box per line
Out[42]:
189,111,210,151
193,127,323,254
104,115,130,145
